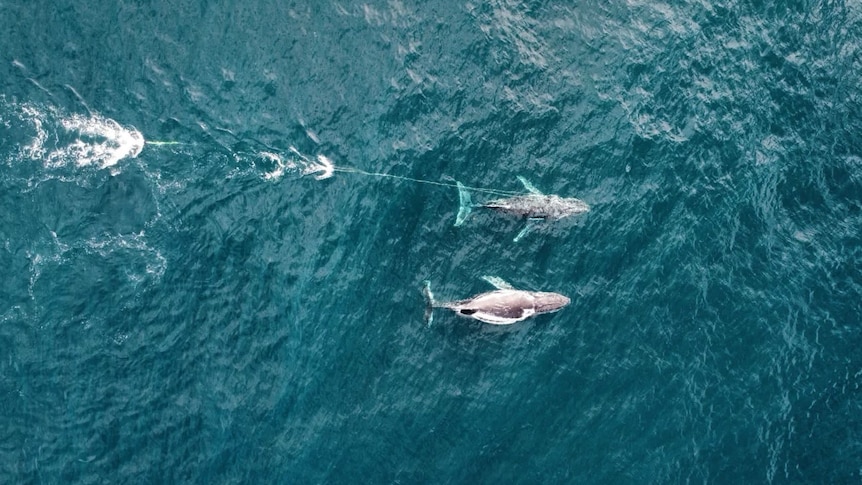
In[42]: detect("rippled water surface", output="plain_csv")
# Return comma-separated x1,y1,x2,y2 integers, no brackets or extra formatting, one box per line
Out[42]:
2,1,861,483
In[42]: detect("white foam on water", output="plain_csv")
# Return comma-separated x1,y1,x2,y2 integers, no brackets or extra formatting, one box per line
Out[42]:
20,104,48,160
256,148,334,181
26,230,166,302
286,146,335,180
25,231,70,300
259,151,297,181
311,155,334,180
85,231,167,280
16,102,145,170
56,114,144,168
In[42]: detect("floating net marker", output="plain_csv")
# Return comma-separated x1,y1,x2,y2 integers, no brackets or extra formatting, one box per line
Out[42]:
288,146,334,180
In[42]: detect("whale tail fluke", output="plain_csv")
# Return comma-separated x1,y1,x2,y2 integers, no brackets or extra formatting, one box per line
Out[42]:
423,280,436,327
455,182,473,227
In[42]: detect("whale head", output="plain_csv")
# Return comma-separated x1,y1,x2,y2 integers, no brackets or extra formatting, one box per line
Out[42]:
532,292,571,314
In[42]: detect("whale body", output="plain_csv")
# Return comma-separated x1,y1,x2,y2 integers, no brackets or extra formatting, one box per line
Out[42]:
455,176,589,241
482,193,590,220
423,277,570,325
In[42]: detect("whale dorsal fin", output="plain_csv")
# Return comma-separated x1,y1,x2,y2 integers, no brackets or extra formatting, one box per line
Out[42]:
517,176,543,195
481,276,516,290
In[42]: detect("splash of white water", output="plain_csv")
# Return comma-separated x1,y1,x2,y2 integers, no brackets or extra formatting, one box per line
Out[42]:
17,103,145,170
258,147,334,181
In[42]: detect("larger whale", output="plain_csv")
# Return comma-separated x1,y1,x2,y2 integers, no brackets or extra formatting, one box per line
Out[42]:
455,176,589,242
423,276,570,325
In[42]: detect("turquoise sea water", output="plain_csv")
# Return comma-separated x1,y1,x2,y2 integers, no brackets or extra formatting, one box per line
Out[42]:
2,1,862,483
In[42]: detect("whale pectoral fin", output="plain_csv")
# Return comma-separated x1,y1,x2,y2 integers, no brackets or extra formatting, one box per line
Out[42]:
517,176,543,195
481,275,515,290
513,218,543,242
423,281,435,327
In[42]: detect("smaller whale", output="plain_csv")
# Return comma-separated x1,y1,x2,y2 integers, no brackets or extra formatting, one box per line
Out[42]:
455,176,590,242
423,276,570,326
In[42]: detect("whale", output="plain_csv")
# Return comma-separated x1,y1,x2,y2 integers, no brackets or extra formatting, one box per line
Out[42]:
455,176,589,242
423,276,570,325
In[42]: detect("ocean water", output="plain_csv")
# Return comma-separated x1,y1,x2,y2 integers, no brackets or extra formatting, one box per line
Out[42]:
2,0,861,483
